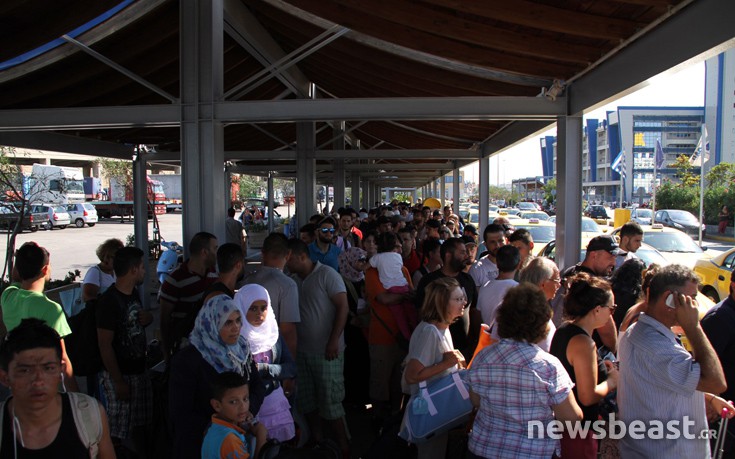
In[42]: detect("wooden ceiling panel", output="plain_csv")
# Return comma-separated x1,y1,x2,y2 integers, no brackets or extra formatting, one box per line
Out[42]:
281,0,576,78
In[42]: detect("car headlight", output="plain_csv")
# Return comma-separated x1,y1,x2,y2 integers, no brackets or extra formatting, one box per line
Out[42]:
672,221,683,229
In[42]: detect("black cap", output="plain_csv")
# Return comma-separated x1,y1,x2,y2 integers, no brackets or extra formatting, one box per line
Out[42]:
463,224,478,235
426,219,441,229
586,235,625,255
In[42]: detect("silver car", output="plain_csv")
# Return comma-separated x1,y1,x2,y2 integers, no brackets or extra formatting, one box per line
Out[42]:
66,202,98,228
30,204,71,230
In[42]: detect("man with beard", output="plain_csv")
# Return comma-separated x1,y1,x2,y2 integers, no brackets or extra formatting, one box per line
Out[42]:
553,235,622,351
97,247,153,453
415,237,477,357
469,224,506,288
202,242,245,302
308,217,342,272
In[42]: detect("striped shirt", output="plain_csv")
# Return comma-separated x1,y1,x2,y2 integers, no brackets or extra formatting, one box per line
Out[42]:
468,339,573,459
159,261,218,341
618,314,709,459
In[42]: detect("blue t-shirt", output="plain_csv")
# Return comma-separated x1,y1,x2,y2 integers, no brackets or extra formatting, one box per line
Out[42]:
307,242,342,272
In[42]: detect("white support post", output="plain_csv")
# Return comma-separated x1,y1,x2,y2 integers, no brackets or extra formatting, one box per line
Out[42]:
556,116,584,270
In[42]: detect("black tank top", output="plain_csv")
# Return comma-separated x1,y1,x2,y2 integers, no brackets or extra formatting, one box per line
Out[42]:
0,393,89,459
550,323,608,421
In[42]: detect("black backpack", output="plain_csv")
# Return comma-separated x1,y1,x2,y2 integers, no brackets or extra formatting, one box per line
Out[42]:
64,298,103,376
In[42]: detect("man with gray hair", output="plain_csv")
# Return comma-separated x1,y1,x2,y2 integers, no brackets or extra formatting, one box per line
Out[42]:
518,257,561,351
618,264,732,458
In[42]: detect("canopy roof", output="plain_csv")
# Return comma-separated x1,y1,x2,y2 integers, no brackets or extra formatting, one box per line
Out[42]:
0,0,733,184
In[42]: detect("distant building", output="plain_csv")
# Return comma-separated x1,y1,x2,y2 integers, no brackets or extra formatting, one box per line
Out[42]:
705,48,735,165
540,108,705,204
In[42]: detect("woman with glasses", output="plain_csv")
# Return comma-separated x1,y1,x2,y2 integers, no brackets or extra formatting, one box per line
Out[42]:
402,277,467,459
549,273,619,459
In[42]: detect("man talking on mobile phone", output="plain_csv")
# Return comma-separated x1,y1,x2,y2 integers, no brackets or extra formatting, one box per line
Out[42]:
618,264,733,458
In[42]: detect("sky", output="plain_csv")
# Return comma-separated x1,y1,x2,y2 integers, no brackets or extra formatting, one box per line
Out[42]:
461,62,706,185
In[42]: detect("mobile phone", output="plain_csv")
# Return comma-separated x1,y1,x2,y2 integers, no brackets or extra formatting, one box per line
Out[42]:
666,293,676,309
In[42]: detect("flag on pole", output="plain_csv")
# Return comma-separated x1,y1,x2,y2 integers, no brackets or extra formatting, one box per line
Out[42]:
690,126,710,166
655,139,665,169
612,149,626,179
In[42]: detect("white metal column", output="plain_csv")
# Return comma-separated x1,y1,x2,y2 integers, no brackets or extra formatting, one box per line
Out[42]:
296,122,316,227
440,172,446,206
478,155,490,232
333,121,346,209
180,0,226,248
351,171,359,210
132,148,150,309
556,116,583,270
452,166,460,214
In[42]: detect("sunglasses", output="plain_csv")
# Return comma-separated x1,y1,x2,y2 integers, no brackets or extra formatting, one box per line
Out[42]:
320,228,336,234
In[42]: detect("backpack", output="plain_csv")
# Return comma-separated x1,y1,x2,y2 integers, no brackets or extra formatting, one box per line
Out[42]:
0,392,103,458
65,298,103,376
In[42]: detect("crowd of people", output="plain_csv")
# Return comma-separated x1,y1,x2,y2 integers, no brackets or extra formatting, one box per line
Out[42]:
0,200,734,459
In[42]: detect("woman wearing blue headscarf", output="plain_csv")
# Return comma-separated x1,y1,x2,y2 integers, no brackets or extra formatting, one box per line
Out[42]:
169,294,265,459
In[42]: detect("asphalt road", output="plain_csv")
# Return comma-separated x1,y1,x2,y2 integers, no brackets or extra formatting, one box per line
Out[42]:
0,210,729,283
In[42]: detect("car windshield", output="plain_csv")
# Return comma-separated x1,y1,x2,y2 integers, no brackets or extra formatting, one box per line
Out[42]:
643,231,703,253
635,209,652,218
517,202,535,210
667,210,699,223
53,205,67,213
83,203,95,211
582,218,600,233
521,212,549,221
636,246,668,266
516,225,555,243
65,179,84,193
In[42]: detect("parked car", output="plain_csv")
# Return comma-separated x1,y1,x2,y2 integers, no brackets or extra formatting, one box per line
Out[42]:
584,205,609,220
693,247,735,302
66,202,98,228
517,211,550,221
630,207,653,225
515,201,537,212
30,204,71,230
654,209,706,238
0,205,45,232
611,224,711,269
540,240,668,268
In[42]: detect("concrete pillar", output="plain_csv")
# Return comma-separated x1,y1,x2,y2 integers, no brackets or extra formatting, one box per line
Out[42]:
333,122,346,209
556,115,583,270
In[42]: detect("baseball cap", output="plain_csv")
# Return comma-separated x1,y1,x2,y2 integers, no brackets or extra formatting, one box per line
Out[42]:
463,224,478,235
587,235,625,255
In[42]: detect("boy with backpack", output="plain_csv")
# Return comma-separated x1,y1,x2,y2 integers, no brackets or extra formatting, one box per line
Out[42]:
202,372,267,459
0,318,115,458
96,247,153,454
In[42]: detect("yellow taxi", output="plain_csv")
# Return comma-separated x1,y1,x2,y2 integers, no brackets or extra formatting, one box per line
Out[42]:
693,247,735,302
611,224,712,269
513,218,555,256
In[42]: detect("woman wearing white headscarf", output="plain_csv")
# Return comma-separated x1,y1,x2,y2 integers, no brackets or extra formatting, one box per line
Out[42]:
169,294,266,459
236,284,296,442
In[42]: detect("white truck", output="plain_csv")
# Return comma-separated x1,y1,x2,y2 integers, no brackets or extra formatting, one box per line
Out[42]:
149,174,182,212
31,164,85,204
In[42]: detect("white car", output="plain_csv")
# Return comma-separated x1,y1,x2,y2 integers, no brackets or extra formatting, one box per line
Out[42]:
66,203,98,227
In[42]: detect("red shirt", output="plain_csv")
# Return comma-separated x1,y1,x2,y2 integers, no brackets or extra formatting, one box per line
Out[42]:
403,249,421,275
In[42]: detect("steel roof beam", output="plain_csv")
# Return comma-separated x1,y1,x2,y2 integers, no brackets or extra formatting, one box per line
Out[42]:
569,0,735,115
0,96,563,131
0,131,135,160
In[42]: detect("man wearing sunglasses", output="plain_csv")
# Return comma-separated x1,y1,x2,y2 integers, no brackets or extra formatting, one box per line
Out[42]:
308,217,342,273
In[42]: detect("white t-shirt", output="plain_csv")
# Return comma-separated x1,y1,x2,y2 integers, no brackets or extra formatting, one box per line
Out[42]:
477,278,517,326
82,265,115,293
370,252,408,289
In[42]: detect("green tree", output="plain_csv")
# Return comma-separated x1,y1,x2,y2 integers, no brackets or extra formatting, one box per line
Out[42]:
543,178,556,205
238,174,262,199
96,158,132,188
0,147,56,281
669,154,699,187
